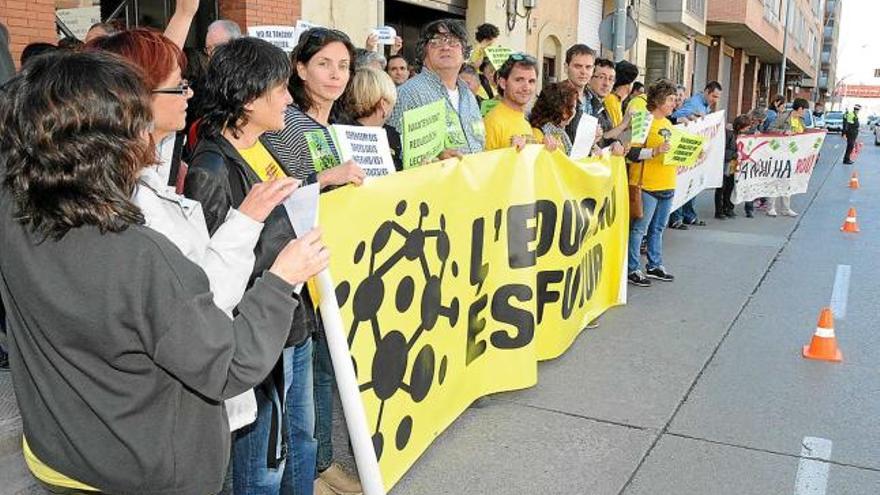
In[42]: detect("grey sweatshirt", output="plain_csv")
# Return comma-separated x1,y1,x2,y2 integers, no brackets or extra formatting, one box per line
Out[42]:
0,189,296,495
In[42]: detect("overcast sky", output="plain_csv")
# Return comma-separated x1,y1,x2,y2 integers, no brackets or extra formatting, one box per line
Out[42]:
833,0,879,85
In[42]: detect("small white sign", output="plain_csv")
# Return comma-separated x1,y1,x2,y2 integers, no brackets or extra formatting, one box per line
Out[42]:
372,26,397,45
331,125,396,178
56,6,101,41
569,115,599,160
248,25,299,52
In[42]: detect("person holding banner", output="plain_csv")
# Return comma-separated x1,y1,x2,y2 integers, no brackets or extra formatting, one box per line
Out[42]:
183,37,326,495
668,81,723,229
484,54,545,151
562,44,597,142
764,97,809,217
0,50,327,495
388,19,486,161
588,58,631,148
627,79,679,286
262,28,367,495
716,115,752,219
529,81,580,154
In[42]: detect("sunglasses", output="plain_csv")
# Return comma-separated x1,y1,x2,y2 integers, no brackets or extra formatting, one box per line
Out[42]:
152,79,191,96
508,53,536,63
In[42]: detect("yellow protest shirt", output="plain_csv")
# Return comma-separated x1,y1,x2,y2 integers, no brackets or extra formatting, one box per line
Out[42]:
629,116,676,192
483,102,539,151
604,93,624,127
625,94,648,114
23,436,99,491
790,117,805,134
239,140,286,181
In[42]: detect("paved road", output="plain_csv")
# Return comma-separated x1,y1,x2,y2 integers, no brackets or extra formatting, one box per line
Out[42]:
388,131,880,494
2,132,877,495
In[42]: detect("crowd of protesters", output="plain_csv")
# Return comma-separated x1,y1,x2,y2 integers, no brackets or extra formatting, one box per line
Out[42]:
0,3,838,494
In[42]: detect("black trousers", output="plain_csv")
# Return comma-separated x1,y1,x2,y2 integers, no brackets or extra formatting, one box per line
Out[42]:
844,132,857,162
714,175,735,215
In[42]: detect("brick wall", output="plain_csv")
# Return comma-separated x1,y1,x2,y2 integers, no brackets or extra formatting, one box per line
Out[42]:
219,0,301,31
2,0,58,69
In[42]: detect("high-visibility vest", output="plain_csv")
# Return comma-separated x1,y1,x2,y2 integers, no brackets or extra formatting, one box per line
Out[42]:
845,111,857,124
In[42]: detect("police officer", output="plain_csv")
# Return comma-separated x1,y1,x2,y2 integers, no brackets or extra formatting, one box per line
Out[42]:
843,104,861,164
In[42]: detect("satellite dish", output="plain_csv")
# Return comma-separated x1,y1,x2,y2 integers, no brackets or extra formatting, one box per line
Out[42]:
599,13,638,51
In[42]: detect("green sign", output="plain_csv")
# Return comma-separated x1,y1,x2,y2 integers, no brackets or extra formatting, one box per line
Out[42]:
305,130,340,172
629,110,653,145
663,128,705,167
402,100,448,169
483,45,514,70
480,98,501,117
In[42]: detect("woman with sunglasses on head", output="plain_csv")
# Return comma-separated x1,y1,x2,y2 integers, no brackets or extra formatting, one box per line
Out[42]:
529,81,581,155
0,49,327,495
264,27,365,495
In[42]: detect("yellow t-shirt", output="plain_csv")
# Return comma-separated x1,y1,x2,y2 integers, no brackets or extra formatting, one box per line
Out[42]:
239,140,286,181
604,93,624,127
625,94,648,114
790,117,805,134
23,436,99,491
629,117,677,192
483,102,539,151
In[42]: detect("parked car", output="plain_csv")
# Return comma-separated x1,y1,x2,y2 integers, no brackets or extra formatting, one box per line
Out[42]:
824,111,845,133
813,113,826,129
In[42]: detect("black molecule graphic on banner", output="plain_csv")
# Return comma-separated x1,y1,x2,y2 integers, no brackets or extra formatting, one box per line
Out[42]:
334,200,461,461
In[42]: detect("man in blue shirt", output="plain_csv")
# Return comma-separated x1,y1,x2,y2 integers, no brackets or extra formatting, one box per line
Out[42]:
669,81,723,229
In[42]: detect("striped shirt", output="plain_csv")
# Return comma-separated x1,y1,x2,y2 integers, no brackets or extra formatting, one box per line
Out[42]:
264,106,342,181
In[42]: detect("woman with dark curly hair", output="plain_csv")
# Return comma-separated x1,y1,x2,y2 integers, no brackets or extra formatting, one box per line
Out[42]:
0,50,325,495
530,81,580,155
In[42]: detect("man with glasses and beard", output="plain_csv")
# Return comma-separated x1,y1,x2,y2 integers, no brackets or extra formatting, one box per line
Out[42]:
388,19,485,161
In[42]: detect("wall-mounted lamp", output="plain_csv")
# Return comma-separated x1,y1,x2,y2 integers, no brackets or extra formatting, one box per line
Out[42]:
506,0,538,32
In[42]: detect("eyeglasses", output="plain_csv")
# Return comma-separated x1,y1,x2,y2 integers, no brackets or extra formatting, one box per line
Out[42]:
428,35,463,48
152,80,191,96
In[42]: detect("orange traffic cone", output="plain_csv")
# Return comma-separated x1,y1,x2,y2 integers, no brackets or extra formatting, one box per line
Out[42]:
849,172,860,190
841,207,860,233
802,307,843,362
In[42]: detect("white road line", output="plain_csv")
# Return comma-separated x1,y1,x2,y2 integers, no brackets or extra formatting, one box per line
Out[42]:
794,437,833,495
830,265,851,320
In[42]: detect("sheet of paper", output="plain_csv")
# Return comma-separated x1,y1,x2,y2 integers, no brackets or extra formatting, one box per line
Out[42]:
282,183,321,294
373,26,397,45
569,114,599,160
331,125,396,178
247,25,299,52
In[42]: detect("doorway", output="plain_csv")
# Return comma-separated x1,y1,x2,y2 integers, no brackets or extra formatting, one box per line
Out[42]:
384,0,466,66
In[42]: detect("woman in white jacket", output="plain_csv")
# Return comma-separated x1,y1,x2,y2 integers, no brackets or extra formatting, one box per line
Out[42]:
87,29,299,432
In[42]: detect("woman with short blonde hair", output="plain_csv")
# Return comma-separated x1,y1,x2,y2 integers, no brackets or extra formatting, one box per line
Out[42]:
345,66,404,170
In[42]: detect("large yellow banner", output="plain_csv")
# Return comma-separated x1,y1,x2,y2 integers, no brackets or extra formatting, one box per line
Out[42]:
319,146,629,491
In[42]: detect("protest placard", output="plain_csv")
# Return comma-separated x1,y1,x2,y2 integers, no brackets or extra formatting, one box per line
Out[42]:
734,130,826,202
663,128,705,167
373,26,397,45
247,25,299,52
401,100,447,169
629,110,653,145
483,46,514,70
304,130,341,172
569,114,599,160
670,111,726,211
331,125,396,178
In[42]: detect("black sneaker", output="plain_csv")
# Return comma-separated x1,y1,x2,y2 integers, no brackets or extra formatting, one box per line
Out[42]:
724,210,737,218
714,213,727,220
628,271,652,287
745,210,754,218
646,266,675,282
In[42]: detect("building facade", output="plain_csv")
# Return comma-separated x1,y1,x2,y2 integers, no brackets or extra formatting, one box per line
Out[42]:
705,0,824,119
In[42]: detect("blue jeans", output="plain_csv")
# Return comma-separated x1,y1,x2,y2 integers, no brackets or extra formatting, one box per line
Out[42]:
282,338,317,495
668,197,698,225
232,371,286,494
314,330,335,473
629,189,675,273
